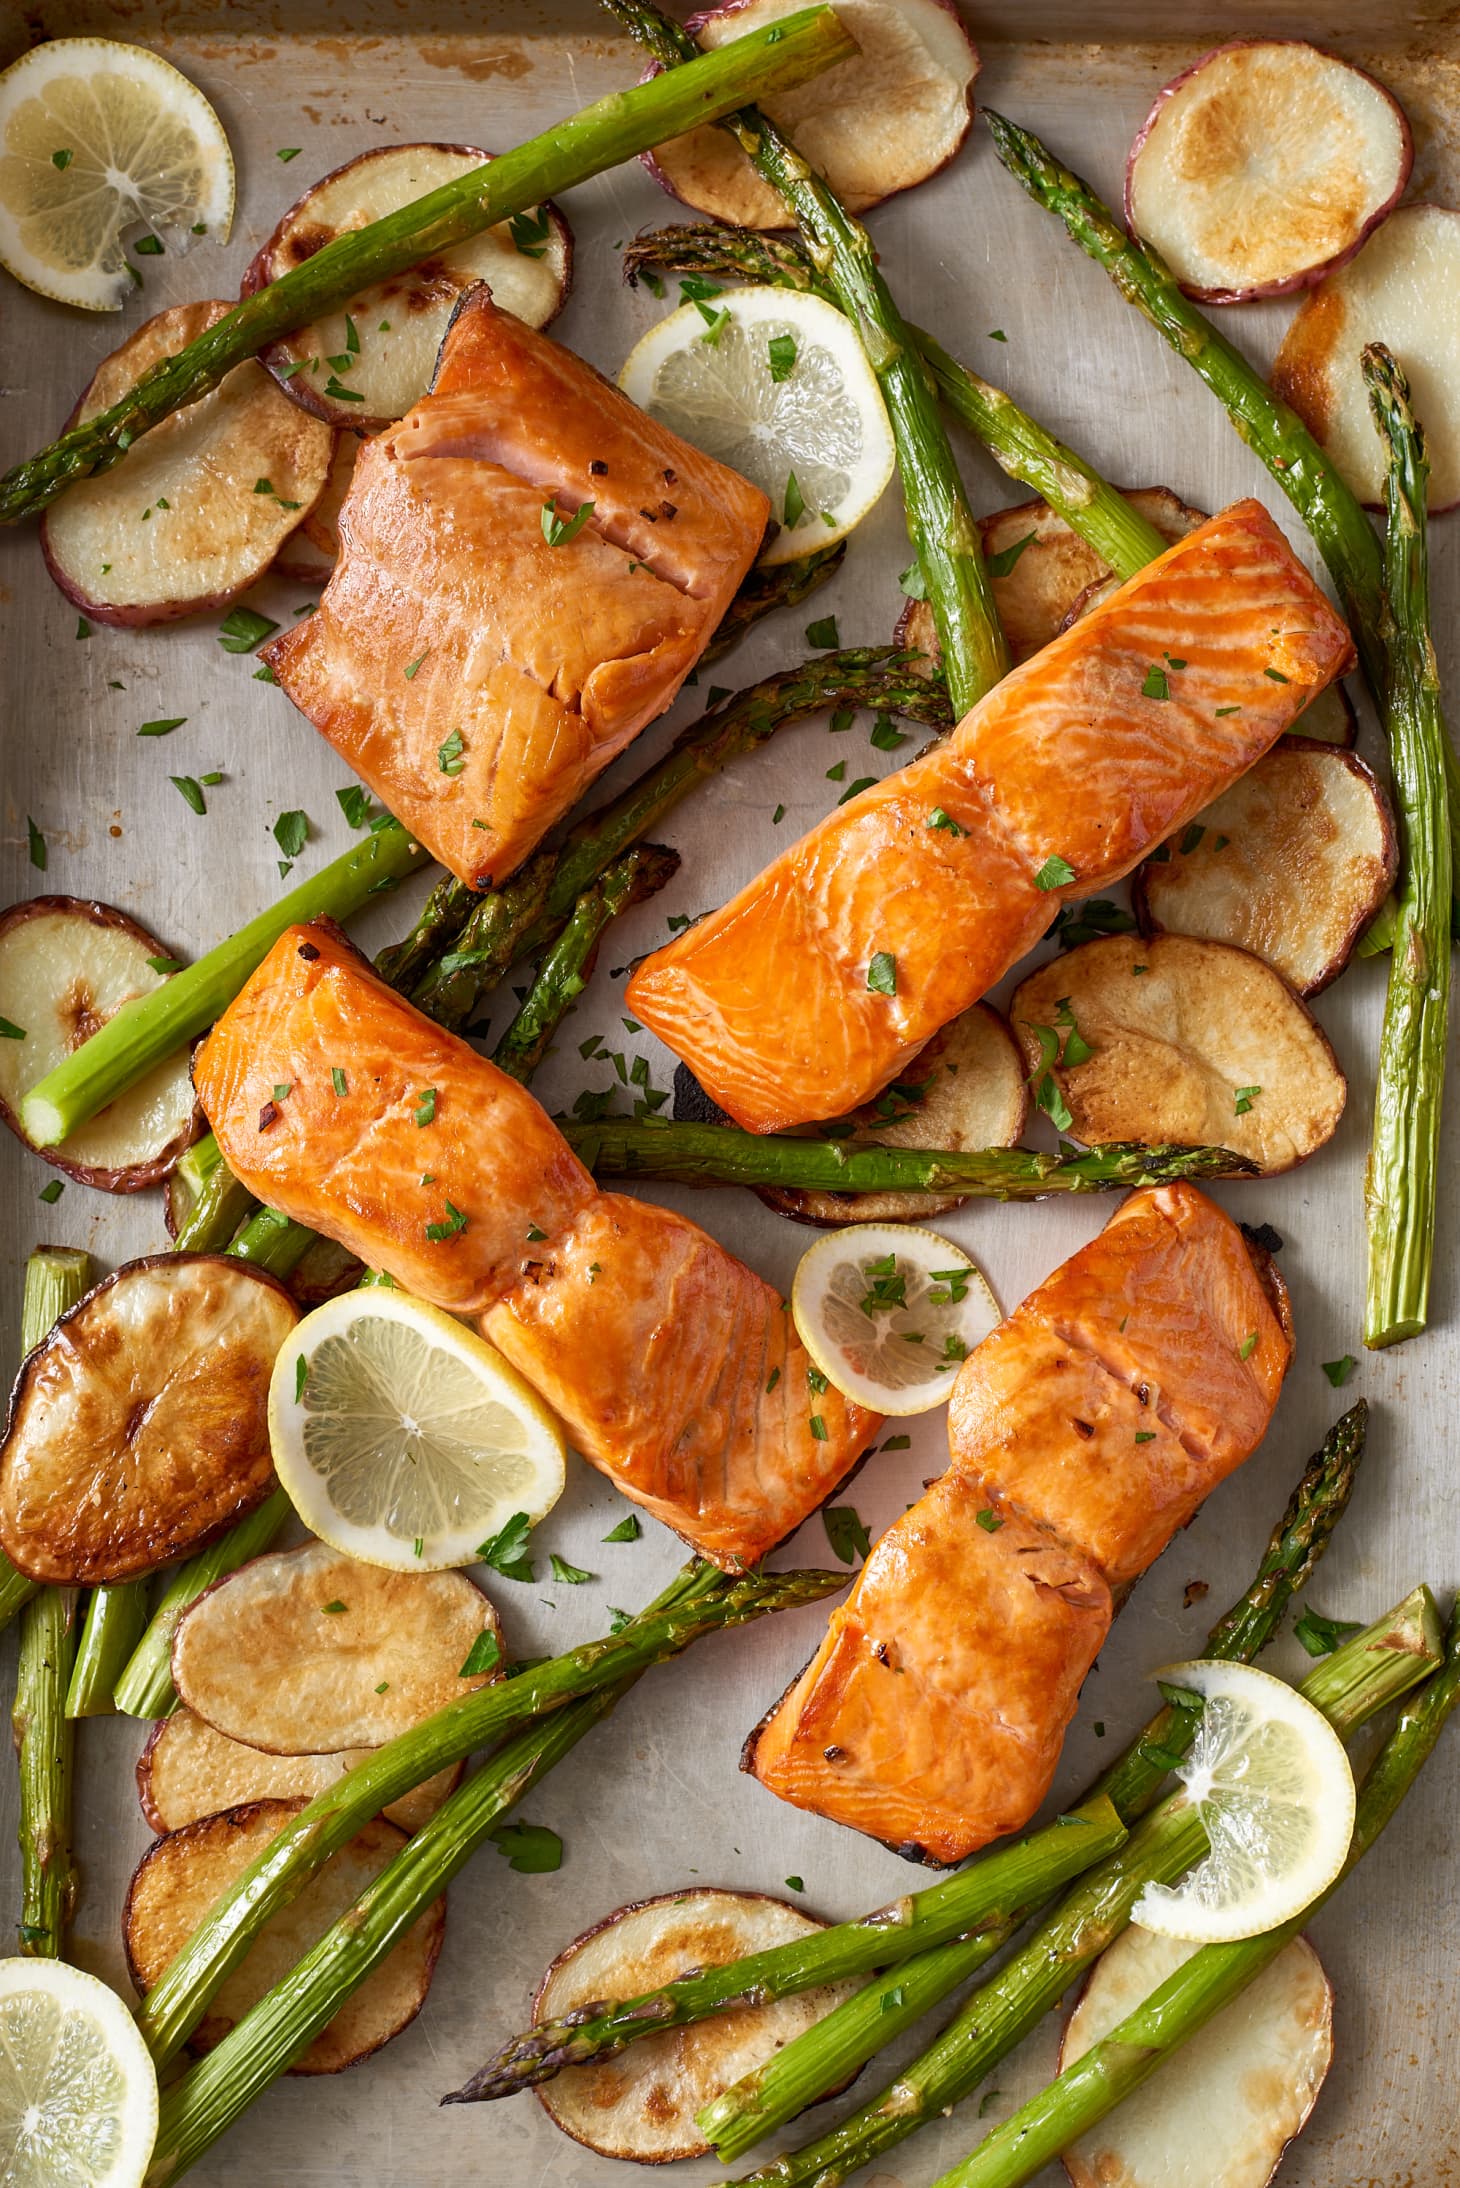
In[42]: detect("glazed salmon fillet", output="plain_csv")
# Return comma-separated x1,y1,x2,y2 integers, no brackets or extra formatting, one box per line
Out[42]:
747,1186,1292,1861
628,501,1355,1131
263,288,768,892
194,922,876,1568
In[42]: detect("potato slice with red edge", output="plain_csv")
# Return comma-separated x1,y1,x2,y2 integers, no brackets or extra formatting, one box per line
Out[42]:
532,1888,858,2161
0,1255,295,1585
172,1540,502,1755
124,1799,444,2073
1272,205,1460,511
274,430,362,583
1134,739,1397,996
0,896,199,1191
758,1003,1028,1226
896,486,1203,668
137,1707,461,1838
1010,933,1345,1175
245,145,571,432
41,300,332,625
1060,1925,1333,2188
643,0,977,229
1125,40,1411,303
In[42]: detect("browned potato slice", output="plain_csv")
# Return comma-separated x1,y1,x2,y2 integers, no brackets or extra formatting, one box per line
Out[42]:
41,301,333,625
0,1256,295,1585
137,1707,462,1838
172,1541,501,1754
760,1002,1028,1225
1010,934,1345,1175
124,1799,444,2072
0,897,199,1191
1135,739,1397,994
533,1888,857,2161
897,486,1204,669
1060,1925,1333,2188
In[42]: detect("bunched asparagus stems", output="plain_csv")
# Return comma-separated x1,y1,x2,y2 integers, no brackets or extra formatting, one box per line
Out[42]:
932,1594,1460,2188
0,11,856,524
1362,348,1453,1347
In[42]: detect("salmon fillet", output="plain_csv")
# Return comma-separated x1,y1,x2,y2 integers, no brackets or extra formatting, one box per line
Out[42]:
628,501,1355,1131
747,1185,1292,1861
263,288,768,892
194,922,877,1568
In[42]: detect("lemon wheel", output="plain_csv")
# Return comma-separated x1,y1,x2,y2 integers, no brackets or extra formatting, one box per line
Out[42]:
790,1222,999,1415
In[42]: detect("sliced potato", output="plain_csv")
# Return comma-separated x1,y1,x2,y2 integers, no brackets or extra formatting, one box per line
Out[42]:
1010,933,1345,1175
760,1002,1028,1225
1135,739,1397,994
246,145,571,432
124,1799,444,2072
0,1255,295,1585
136,1707,461,1838
274,430,362,582
1061,1925,1333,2187
283,1233,365,1309
0,897,199,1190
41,300,333,625
172,1541,501,1754
533,1888,857,2161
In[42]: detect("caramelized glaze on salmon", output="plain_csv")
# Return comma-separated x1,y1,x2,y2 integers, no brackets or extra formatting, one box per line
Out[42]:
628,502,1355,1131
747,1185,1292,1862
194,921,877,1568
263,288,768,892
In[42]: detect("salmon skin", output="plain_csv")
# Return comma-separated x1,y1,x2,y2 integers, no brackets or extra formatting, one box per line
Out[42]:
263,286,768,893
627,501,1356,1132
746,1185,1292,1863
194,921,878,1570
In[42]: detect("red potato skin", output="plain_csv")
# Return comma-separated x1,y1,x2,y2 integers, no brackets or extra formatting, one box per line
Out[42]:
1124,39,1414,305
0,896,202,1192
241,145,573,429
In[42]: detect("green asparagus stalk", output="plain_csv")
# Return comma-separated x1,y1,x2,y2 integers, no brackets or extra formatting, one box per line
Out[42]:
135,1563,846,2068
1362,347,1453,1347
411,647,952,1028
602,0,1008,716
562,1121,1251,1195
719,1586,1440,2179
932,1594,1460,2188
702,1411,1369,2163
168,1133,258,1252
372,869,479,995
0,12,855,525
702,543,847,664
112,1492,291,1721
64,1584,149,1718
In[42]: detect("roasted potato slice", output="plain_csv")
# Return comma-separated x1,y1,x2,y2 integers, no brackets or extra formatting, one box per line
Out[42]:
1134,738,1397,994
759,1002,1028,1225
1010,934,1345,1175
533,1888,857,2161
137,1707,462,1838
124,1799,444,2073
0,1255,295,1584
172,1541,501,1754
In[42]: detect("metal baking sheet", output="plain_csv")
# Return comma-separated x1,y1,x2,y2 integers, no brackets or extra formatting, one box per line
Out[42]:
1,2,1457,2181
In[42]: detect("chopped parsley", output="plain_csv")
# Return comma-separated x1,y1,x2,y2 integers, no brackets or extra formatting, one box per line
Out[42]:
1179,823,1206,855
295,1356,309,1403
276,146,302,160
808,1415,828,1441
1294,1606,1363,1658
782,471,805,529
1034,853,1076,891
866,950,897,996
1322,1355,1358,1387
38,1179,64,1205
603,1513,641,1543
52,148,72,170
26,818,45,872
540,498,594,547
273,810,309,860
870,714,908,752
508,207,552,258
1141,664,1170,701
1238,1331,1259,1360
1233,1085,1261,1115
928,806,967,836
330,1067,347,1096
425,1200,469,1243
460,1632,502,1677
488,1821,562,1873
976,1508,1004,1533
438,727,465,776
549,1554,593,1586
404,651,429,680
767,333,797,382
414,1087,437,1128
805,615,839,649
987,529,1037,580
0,1019,26,1040
478,1511,535,1582
137,717,186,738
170,776,206,814
336,785,373,829
217,608,279,655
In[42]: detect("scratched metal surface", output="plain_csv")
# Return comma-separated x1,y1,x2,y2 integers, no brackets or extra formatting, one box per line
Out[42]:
0,2,1457,2183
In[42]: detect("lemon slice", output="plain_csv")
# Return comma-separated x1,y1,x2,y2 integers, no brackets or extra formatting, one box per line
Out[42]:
0,1958,159,2186
790,1222,999,1414
1132,1661,1356,1944
618,285,895,564
0,39,234,311
267,1289,566,1571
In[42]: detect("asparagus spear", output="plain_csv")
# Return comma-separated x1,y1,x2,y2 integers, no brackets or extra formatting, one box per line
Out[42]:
932,1594,1460,2188
1362,347,1453,1347
625,226,1168,581
372,869,478,996
135,1562,847,2068
10,1248,92,1955
0,12,856,524
602,0,1009,715
446,1408,1362,2107
111,1492,291,1722
718,1587,1440,2181
64,1584,149,1718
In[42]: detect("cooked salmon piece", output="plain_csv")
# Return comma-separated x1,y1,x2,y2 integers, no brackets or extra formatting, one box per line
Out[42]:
628,501,1355,1132
194,921,876,1567
263,287,768,892
747,1186,1291,1861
